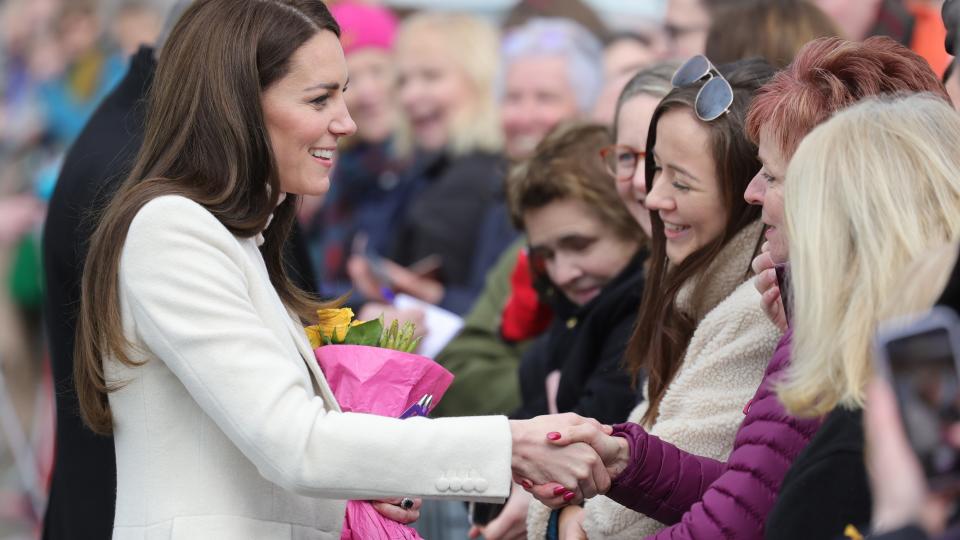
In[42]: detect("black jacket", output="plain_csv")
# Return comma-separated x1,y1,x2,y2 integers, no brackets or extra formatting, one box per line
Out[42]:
389,150,506,314
41,46,317,539
764,407,871,540
511,250,646,425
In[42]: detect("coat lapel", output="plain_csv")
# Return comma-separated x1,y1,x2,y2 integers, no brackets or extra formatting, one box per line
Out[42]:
241,237,342,413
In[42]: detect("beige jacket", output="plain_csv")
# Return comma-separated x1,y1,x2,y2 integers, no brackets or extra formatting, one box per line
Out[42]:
527,221,781,539
108,196,511,540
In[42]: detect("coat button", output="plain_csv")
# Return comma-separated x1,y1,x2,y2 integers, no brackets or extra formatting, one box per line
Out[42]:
436,476,449,492
449,476,462,491
474,478,488,493
566,317,577,329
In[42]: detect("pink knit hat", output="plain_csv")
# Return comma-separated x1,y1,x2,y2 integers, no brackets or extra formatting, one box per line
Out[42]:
329,1,398,56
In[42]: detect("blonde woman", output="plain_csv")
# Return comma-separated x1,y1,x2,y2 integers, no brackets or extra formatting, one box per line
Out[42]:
763,94,960,537
347,12,505,313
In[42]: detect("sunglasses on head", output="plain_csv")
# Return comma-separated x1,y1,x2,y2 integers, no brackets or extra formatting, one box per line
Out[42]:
671,55,734,122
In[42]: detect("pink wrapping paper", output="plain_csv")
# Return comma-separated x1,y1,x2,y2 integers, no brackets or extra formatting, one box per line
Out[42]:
314,344,454,540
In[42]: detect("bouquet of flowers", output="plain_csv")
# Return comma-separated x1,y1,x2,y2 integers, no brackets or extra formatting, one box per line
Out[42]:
306,308,454,540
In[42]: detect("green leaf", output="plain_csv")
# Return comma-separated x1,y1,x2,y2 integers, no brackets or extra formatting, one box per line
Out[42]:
342,319,384,346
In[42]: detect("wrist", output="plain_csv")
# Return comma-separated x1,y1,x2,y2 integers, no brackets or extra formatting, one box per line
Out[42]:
509,420,527,470
607,436,631,479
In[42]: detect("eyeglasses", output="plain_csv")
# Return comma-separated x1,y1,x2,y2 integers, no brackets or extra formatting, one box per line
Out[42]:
671,55,733,122
600,144,645,181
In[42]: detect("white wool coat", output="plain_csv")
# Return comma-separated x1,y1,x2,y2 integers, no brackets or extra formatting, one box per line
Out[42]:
107,196,511,539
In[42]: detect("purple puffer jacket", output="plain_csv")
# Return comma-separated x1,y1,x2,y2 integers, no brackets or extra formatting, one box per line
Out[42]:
605,330,823,539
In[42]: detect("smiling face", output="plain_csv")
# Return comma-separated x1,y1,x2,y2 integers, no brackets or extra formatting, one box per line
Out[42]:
396,34,474,152
646,107,727,266
501,55,581,159
261,30,357,197
744,127,789,263
614,94,661,237
524,197,639,306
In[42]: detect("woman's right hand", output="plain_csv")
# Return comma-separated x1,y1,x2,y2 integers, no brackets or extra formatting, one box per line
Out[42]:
752,243,787,332
509,414,612,504
522,421,630,508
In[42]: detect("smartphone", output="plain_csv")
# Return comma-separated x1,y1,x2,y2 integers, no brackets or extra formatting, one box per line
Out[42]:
874,306,960,490
774,262,792,325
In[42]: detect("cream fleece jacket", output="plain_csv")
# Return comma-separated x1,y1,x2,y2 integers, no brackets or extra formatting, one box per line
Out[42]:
527,221,781,539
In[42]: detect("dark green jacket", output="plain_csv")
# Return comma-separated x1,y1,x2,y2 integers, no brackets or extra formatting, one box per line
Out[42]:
434,238,530,417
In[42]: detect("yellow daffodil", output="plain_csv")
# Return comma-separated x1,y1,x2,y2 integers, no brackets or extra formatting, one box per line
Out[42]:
315,307,355,342
305,325,324,349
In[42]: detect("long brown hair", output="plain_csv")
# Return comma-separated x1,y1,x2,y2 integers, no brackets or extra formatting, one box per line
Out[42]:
628,58,774,426
74,0,339,435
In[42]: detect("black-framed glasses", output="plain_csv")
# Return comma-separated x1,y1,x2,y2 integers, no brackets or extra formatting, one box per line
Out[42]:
671,55,733,122
600,144,645,181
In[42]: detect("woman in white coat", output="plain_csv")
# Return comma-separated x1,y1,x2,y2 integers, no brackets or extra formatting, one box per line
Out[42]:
72,1,606,538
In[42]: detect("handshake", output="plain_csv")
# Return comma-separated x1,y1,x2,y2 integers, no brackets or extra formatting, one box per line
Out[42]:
508,413,632,508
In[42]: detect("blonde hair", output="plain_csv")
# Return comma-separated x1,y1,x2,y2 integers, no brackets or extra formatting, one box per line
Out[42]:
394,12,502,157
779,94,960,417
878,243,959,323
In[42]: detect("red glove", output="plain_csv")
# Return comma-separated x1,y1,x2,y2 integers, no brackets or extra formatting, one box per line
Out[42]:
500,249,552,343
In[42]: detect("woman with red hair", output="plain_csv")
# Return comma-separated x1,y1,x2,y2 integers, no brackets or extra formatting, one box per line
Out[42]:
532,36,947,540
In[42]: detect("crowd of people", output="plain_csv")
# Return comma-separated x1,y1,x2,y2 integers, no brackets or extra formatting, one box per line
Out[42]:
3,0,960,539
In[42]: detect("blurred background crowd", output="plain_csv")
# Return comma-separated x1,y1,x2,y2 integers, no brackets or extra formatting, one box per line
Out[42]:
0,0,952,538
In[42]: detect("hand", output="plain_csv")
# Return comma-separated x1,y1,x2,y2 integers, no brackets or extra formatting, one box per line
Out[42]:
751,244,787,332
382,259,444,305
371,497,422,525
510,414,613,505
558,505,587,540
467,485,530,540
865,378,948,536
347,255,390,302
525,422,628,507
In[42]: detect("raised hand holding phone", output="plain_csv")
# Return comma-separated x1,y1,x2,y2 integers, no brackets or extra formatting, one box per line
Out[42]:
869,306,960,535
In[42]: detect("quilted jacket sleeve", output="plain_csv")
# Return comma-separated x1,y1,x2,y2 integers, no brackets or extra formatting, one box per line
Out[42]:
599,332,819,540
605,423,728,523
642,332,821,540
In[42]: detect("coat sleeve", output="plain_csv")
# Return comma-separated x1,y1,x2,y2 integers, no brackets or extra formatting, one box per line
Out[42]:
605,423,727,523
118,196,512,501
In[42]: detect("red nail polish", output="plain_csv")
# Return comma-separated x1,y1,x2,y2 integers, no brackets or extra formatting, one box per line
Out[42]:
547,432,561,441
553,486,566,496
563,491,576,502
521,480,532,489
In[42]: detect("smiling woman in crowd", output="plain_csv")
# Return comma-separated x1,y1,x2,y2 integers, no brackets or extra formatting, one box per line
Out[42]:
527,57,782,539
